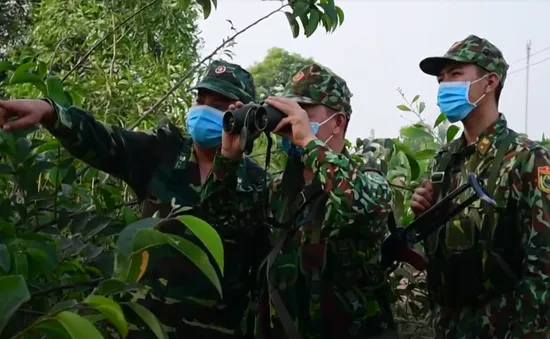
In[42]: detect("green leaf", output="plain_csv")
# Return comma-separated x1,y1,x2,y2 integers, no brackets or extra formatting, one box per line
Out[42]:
446,125,460,143
335,6,345,25
197,0,212,19
84,295,128,337
0,275,31,334
53,311,104,339
412,95,420,103
116,217,161,257
400,125,433,141
176,215,224,273
434,112,446,128
418,102,426,114
0,245,10,273
46,77,70,107
132,229,222,296
396,104,411,112
284,12,300,38
413,149,437,161
9,62,47,94
320,3,338,30
292,2,309,17
393,140,420,181
83,216,112,238
0,164,12,174
126,302,168,339
305,9,320,37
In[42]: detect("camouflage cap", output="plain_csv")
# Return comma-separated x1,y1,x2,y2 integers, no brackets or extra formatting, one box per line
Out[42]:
419,34,509,85
281,63,353,116
191,60,256,103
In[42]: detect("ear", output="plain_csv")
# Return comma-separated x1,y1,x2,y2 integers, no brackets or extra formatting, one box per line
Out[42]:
333,113,348,135
486,73,500,94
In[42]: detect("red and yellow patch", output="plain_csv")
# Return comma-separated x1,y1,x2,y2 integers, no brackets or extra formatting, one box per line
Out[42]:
537,166,550,194
215,65,226,74
292,71,305,82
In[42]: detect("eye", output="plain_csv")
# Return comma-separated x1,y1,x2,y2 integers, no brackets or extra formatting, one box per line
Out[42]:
452,71,461,77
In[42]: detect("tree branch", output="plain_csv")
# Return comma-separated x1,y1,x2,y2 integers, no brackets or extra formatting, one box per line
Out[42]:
30,278,105,298
128,2,290,130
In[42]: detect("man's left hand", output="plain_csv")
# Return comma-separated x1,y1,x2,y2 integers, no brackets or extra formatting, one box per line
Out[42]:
264,96,317,148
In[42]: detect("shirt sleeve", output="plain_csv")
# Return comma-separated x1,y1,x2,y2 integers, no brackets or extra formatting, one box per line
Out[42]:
477,146,550,336
301,139,394,258
44,100,161,198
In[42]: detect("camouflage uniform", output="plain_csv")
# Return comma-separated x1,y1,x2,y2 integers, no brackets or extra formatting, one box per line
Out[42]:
419,35,550,338
203,64,398,339
44,60,271,339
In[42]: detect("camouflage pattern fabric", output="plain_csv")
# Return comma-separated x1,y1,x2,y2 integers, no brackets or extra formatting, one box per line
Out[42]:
203,138,396,338
44,101,270,338
419,34,510,85
423,114,550,338
191,59,257,103
281,63,353,116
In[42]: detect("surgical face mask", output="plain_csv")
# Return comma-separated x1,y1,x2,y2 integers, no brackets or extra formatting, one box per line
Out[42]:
280,113,337,155
186,105,224,148
437,76,487,123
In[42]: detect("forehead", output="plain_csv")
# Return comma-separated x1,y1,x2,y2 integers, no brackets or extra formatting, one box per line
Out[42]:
439,62,477,76
196,89,234,102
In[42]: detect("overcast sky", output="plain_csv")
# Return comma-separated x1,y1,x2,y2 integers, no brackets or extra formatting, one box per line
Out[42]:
197,0,549,142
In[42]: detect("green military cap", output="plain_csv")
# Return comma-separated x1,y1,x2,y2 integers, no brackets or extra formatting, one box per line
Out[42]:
419,34,510,86
281,63,353,116
191,60,256,103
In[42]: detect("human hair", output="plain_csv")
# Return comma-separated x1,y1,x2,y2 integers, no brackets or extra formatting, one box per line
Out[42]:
476,66,502,105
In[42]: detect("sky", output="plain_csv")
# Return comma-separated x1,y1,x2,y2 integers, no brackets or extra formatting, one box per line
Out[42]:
197,0,550,142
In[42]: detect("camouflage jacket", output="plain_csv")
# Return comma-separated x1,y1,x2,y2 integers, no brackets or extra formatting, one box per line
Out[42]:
204,138,395,338
425,114,550,338
45,103,271,338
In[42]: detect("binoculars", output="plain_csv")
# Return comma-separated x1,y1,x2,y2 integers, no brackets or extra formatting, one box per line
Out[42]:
222,103,287,152
222,103,286,135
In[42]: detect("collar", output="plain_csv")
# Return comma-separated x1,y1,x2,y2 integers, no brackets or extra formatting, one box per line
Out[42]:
455,113,508,157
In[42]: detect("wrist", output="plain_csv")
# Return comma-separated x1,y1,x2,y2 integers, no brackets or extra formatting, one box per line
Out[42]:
221,147,243,161
296,135,317,148
39,98,58,127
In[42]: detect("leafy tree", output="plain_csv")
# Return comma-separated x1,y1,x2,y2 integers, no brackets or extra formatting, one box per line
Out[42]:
249,47,315,101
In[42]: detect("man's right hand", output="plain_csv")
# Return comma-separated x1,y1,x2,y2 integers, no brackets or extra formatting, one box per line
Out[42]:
0,99,55,131
220,101,245,160
410,180,434,216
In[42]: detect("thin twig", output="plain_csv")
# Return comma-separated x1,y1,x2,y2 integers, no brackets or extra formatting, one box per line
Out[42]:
128,2,289,130
61,0,159,82
30,278,105,298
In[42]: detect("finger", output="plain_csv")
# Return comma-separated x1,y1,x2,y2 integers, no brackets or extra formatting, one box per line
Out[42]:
0,102,19,124
412,193,431,210
3,115,39,132
0,100,30,115
415,187,433,202
272,116,292,134
227,104,236,111
410,201,426,215
235,101,244,108
422,180,433,192
265,98,291,116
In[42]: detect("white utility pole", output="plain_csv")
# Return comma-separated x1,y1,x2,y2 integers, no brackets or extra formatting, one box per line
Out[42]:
525,40,531,135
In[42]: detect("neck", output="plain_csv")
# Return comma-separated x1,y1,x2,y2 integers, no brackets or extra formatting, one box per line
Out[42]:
462,104,499,144
194,144,217,164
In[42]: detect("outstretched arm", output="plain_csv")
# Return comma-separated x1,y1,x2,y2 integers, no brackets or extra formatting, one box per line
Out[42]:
44,100,162,197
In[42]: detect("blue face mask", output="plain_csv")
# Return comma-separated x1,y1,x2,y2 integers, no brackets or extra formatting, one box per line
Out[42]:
186,105,224,148
437,76,487,123
280,115,336,155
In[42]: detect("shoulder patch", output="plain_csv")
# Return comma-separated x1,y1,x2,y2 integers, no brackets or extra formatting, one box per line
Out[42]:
292,71,305,82
537,166,550,193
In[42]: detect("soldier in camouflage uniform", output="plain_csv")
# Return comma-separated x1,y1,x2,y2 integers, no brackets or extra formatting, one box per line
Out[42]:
203,63,399,338
410,34,550,337
0,60,271,339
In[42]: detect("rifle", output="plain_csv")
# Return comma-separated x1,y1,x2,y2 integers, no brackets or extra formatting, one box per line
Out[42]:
380,172,496,272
